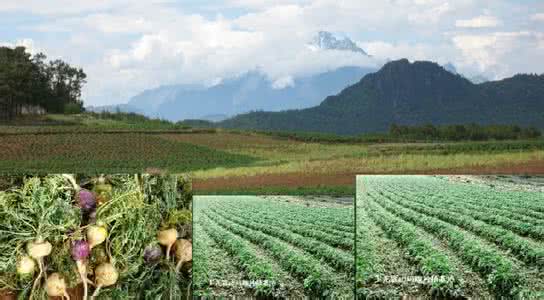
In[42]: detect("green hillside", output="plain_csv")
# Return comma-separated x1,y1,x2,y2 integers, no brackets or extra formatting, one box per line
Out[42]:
219,59,544,135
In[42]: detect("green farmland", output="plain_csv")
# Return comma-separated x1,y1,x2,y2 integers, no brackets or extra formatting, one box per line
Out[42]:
356,175,544,299
193,196,354,298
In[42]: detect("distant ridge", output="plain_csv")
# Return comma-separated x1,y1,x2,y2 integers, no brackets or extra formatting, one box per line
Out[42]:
218,59,544,135
92,66,374,121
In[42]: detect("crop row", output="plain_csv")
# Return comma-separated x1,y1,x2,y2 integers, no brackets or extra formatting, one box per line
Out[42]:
355,208,380,297
372,190,544,269
215,200,353,237
203,210,336,296
387,176,544,214
365,191,524,296
207,207,353,272
386,186,544,227
363,200,464,297
198,214,278,296
216,198,353,227
370,177,544,228
211,203,353,250
192,224,211,290
382,188,544,241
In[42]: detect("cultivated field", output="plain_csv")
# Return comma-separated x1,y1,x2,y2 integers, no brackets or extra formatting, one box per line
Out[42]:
193,195,354,298
356,175,544,299
0,132,255,173
2,114,544,193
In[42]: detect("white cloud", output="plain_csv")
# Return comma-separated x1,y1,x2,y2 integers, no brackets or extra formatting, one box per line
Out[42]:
531,13,544,21
0,38,42,55
452,31,544,78
4,0,541,106
456,15,501,28
409,2,451,24
0,0,175,15
271,75,295,89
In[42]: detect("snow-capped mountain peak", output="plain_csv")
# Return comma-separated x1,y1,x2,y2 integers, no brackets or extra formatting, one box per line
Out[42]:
309,31,368,55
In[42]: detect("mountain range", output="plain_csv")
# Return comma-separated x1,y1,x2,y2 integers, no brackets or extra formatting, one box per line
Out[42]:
90,66,374,121
217,59,544,135
88,31,373,121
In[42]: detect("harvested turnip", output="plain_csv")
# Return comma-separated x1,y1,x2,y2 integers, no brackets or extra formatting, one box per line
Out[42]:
92,262,118,297
77,189,96,212
27,238,52,298
157,228,177,260
174,239,192,272
27,239,52,260
63,174,97,215
16,256,36,278
87,224,107,249
71,240,90,300
46,273,70,300
143,244,162,264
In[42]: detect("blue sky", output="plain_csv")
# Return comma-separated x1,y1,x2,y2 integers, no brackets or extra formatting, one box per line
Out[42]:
1,0,543,106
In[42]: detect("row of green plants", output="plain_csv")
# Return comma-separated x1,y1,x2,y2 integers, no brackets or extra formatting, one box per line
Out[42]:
214,202,353,250
377,190,544,269
198,213,278,296
354,208,383,299
208,206,353,271
366,189,524,296
363,198,462,298
0,133,256,174
191,225,210,293
391,183,544,227
384,176,544,220
239,123,542,144
216,199,353,235
244,199,354,227
414,177,544,212
385,187,544,240
203,209,337,297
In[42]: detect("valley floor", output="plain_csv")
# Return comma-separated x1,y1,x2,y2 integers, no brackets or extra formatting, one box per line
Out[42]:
1,127,543,194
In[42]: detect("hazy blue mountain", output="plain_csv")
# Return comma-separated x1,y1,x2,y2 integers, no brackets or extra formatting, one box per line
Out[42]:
219,59,544,135
117,66,374,121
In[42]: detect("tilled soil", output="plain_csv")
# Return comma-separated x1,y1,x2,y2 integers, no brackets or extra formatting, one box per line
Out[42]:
193,160,544,191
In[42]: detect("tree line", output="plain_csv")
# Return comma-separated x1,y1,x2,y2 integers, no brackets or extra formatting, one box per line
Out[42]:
389,123,541,141
0,46,86,120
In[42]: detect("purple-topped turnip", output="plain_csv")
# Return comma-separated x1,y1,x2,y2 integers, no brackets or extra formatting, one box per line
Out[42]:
77,189,96,212
143,244,162,264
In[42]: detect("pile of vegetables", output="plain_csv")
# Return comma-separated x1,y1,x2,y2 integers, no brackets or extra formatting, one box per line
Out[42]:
0,174,192,299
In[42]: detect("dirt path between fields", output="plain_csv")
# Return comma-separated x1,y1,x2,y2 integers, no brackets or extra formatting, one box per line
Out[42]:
193,160,544,190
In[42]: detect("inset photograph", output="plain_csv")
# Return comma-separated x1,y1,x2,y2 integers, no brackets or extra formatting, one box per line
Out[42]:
0,174,192,299
356,175,544,299
193,195,354,299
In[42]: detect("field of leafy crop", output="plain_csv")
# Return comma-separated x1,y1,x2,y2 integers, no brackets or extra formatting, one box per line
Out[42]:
356,175,544,299
193,195,354,298
0,133,255,173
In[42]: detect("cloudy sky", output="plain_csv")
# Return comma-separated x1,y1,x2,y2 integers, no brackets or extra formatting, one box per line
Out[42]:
1,0,543,106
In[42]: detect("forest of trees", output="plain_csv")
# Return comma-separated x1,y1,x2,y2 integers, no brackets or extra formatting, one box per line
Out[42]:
0,46,86,121
389,123,542,141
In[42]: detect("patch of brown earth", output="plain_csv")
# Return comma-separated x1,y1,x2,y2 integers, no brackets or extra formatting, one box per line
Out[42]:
193,160,544,191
